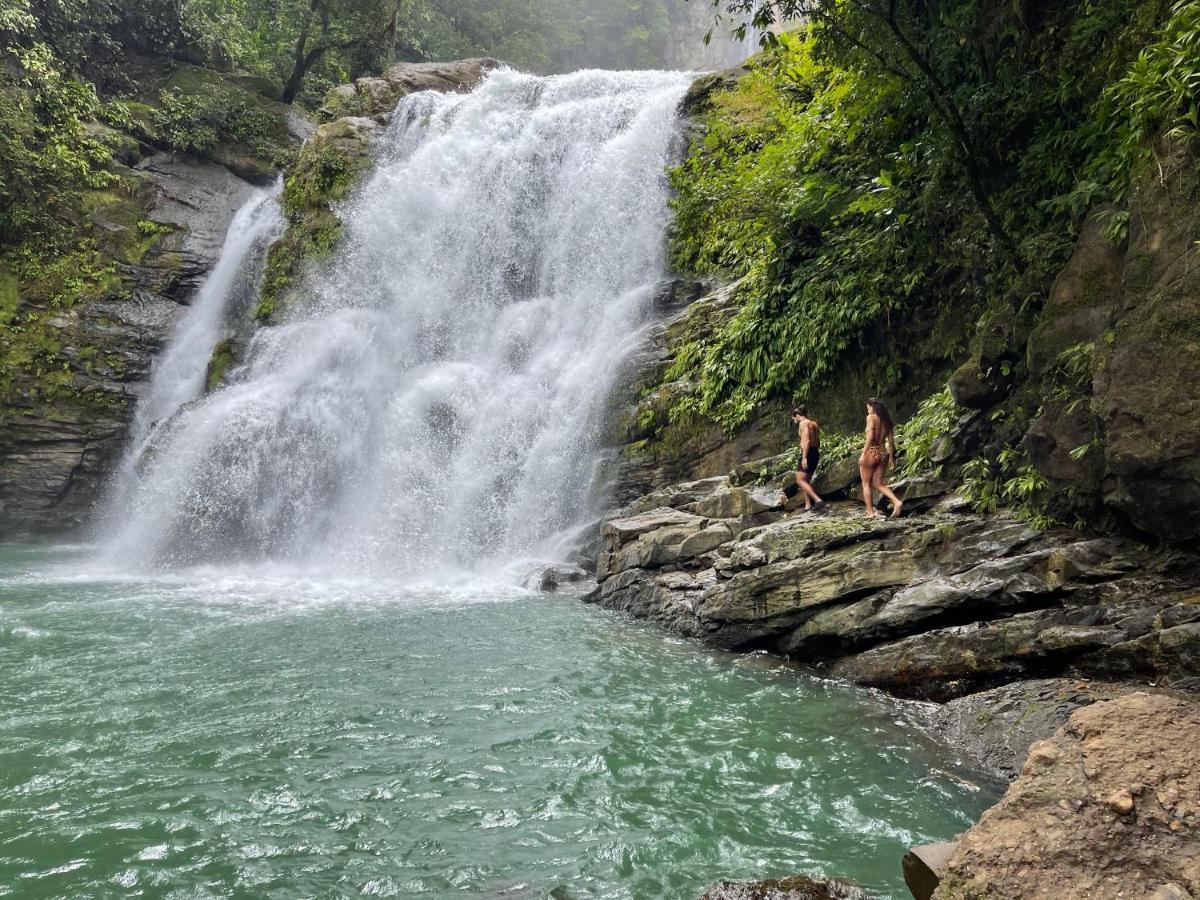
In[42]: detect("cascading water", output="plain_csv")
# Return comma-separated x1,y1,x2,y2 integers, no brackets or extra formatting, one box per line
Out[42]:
99,68,694,576
112,189,282,478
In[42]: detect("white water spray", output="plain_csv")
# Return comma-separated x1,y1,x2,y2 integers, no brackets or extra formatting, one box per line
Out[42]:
99,68,692,576
114,190,282,475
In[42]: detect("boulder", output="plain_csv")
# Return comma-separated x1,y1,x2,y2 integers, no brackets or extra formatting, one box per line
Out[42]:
601,507,706,549
690,485,777,519
523,563,597,596
320,58,503,120
932,678,1139,780
902,842,956,900
933,693,1200,899
812,455,860,498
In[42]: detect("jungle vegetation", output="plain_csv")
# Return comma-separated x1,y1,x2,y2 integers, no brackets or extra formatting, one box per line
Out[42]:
665,0,1200,431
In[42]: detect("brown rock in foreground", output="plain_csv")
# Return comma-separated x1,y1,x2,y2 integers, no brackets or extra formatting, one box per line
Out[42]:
933,692,1200,899
699,873,867,900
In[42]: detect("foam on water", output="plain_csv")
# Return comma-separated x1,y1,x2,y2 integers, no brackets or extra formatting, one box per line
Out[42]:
97,68,693,578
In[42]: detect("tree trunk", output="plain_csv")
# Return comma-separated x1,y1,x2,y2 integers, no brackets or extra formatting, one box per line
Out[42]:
872,3,1023,265
281,43,328,104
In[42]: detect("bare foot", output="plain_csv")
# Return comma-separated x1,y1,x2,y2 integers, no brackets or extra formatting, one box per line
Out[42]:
890,501,904,519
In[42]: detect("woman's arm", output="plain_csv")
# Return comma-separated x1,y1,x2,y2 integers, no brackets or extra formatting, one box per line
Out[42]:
887,431,897,469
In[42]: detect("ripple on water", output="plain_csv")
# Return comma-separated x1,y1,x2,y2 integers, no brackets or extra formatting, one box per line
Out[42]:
0,544,1000,899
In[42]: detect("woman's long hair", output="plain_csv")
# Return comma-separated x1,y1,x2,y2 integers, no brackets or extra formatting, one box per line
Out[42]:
867,398,895,437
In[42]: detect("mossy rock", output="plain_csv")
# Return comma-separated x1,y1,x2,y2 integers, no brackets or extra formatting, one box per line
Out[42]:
0,267,17,327
254,117,379,323
129,62,298,181
204,337,242,392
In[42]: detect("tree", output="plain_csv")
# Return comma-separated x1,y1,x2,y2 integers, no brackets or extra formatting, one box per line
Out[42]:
694,0,1023,263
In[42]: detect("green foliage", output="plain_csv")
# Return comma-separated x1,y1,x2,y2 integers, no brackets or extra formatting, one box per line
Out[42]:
0,16,115,245
666,34,917,431
204,337,240,392
961,444,1054,528
1058,0,1200,239
897,389,959,477
152,84,278,155
662,3,1182,436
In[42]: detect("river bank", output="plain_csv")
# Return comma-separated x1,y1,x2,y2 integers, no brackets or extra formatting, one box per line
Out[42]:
573,449,1200,896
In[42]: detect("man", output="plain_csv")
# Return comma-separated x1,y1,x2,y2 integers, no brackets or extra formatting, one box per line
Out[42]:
780,405,825,511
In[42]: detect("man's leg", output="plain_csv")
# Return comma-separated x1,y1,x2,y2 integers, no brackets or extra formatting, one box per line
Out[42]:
798,470,822,508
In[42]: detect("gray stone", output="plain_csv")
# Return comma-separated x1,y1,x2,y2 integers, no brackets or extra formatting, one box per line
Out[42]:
902,842,956,900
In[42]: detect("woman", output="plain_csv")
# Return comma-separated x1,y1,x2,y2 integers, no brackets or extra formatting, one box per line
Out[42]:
859,398,903,518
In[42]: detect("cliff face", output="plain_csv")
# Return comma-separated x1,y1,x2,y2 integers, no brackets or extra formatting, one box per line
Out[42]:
0,58,301,538
0,157,260,535
1020,140,1200,543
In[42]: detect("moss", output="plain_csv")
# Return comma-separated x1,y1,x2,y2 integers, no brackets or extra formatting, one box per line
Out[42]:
0,267,17,326
204,337,241,392
254,121,375,323
129,63,297,179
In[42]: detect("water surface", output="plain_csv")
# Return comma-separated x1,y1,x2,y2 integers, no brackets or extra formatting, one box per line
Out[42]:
0,545,997,898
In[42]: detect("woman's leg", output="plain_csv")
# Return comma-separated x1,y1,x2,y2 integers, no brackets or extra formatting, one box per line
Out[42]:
873,466,903,517
859,460,878,516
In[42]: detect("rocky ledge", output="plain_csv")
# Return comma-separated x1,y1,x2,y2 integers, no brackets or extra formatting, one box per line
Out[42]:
931,691,1200,899
584,469,1200,702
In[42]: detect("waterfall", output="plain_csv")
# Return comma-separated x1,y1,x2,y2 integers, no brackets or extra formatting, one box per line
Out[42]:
98,68,693,577
118,190,282,469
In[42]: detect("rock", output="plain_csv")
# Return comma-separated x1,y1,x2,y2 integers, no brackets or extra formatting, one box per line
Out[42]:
1149,885,1194,900
590,464,1200,698
1026,210,1123,377
523,563,597,596
933,693,1200,899
698,873,867,900
320,58,502,120
1023,140,1200,543
933,678,1138,780
679,63,753,119
902,842,956,900
1022,740,1060,773
1106,787,1135,815
0,155,262,537
601,507,706,549
949,358,1007,409
690,485,776,519
812,455,860,498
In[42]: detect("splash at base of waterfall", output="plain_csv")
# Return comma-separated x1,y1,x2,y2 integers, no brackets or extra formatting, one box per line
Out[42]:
97,69,693,578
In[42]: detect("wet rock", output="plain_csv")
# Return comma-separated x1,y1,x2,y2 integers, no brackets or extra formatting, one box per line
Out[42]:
524,563,597,596
902,842,955,900
589,457,1200,699
933,693,1200,899
933,678,1137,780
320,59,503,120
699,873,867,900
